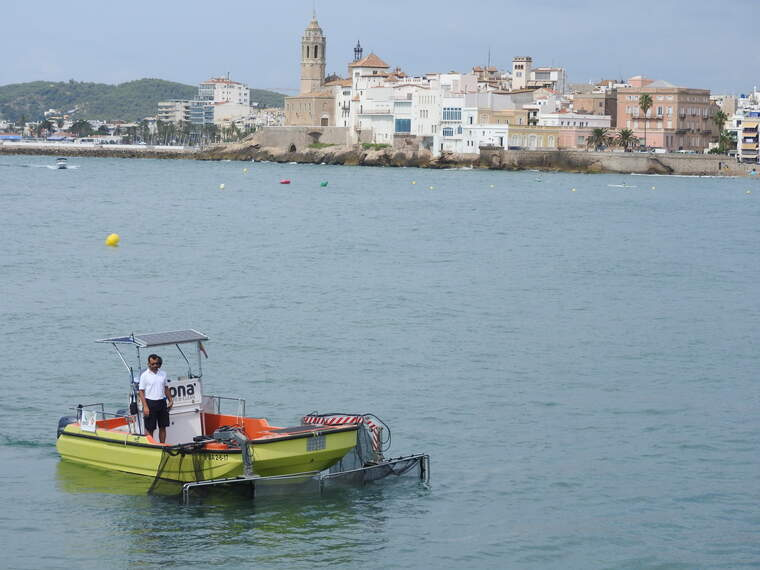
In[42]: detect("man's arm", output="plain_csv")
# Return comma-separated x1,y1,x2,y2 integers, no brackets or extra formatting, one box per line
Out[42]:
164,385,174,409
139,389,150,416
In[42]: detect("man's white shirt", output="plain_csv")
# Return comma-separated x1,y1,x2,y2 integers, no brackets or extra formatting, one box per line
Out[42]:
139,369,168,400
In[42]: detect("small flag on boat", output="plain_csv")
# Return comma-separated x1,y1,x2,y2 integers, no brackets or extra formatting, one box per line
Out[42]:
199,342,208,359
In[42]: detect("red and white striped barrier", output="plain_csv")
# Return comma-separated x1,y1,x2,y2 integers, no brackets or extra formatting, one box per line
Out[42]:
303,414,382,455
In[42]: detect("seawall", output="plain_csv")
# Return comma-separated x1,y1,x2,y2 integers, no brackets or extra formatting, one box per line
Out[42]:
0,142,195,160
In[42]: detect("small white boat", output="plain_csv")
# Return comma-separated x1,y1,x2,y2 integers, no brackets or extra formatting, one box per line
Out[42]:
56,158,68,170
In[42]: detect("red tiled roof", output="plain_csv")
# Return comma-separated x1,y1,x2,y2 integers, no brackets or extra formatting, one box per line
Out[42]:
349,53,390,68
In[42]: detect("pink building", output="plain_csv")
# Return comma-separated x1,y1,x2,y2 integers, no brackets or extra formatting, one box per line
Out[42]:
616,76,717,152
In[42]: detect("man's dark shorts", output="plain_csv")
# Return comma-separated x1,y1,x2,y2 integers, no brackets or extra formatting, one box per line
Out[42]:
144,398,170,433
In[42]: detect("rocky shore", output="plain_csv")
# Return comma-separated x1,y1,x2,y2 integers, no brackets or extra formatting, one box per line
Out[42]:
2,140,755,177
197,141,754,176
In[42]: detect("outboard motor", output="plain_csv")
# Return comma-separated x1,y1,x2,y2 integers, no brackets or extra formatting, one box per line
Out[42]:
57,416,77,438
213,426,254,476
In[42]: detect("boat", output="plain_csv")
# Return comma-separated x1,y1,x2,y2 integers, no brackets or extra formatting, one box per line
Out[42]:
56,157,68,169
56,330,428,498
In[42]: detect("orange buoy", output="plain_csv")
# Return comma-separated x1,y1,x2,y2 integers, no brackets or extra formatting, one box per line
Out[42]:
280,179,291,184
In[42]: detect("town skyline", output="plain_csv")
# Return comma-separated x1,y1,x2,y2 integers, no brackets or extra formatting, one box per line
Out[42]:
3,0,758,95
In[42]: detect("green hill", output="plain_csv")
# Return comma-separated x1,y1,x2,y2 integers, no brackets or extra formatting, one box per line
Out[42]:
0,79,285,122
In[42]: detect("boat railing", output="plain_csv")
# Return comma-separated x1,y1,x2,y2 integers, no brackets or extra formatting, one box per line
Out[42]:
202,395,246,420
73,403,142,435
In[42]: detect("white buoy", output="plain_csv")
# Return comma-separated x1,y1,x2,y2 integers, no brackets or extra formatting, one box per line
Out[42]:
219,183,225,190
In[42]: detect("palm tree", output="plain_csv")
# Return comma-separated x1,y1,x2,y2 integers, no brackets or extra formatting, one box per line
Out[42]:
70,119,93,137
712,110,728,146
587,128,612,151
615,128,640,152
718,129,735,154
638,93,653,149
713,110,728,132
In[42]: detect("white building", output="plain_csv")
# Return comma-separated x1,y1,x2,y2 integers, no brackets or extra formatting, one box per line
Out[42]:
157,100,191,124
538,111,611,129
198,77,250,106
213,102,255,127
511,56,567,94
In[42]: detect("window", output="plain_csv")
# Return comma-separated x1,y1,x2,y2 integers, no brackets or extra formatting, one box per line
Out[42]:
457,126,463,134
442,107,462,121
469,116,473,124
442,127,454,136
395,119,411,133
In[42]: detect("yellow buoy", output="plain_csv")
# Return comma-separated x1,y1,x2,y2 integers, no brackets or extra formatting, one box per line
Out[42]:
411,181,417,185
490,184,495,188
747,190,752,194
243,168,248,174
429,185,434,190
219,183,225,190
571,188,576,192
105,233,120,247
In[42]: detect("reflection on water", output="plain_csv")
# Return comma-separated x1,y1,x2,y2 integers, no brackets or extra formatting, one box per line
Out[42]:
56,455,429,566
56,460,154,496
129,478,425,566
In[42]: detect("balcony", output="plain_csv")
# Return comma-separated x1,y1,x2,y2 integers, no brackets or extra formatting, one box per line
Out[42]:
360,107,392,115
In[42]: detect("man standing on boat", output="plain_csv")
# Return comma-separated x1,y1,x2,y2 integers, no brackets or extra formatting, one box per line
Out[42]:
138,354,173,443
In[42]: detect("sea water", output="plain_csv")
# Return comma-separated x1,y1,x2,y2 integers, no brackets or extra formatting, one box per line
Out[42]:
0,155,758,568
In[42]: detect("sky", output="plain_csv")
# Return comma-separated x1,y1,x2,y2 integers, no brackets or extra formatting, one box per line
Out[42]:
3,0,759,95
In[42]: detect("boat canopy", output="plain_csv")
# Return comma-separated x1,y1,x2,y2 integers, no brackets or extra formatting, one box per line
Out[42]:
96,329,208,348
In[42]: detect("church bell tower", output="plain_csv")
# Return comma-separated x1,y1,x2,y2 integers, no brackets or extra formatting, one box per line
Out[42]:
300,15,326,95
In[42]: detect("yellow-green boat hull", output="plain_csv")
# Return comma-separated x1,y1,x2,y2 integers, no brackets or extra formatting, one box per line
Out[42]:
56,424,357,482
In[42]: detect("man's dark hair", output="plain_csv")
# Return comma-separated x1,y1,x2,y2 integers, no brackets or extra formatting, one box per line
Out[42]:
148,354,162,365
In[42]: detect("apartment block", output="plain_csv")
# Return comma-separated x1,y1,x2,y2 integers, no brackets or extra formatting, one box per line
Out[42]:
616,77,716,152
157,100,191,124
738,112,759,163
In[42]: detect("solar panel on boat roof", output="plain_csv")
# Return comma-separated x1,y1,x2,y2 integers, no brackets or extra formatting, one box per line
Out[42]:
133,330,208,347
96,330,208,347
